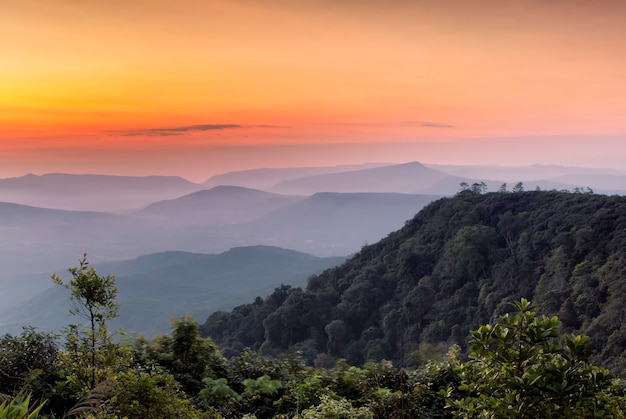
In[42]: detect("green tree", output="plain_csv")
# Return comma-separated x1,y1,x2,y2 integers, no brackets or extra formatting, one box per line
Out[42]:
301,394,373,419
449,298,618,418
458,182,470,194
133,313,227,396
52,254,120,390
102,371,217,419
0,327,59,396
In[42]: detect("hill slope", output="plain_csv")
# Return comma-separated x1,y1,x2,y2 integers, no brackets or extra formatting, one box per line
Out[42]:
268,161,454,194
0,173,202,212
222,192,442,255
201,191,626,375
202,163,387,190
0,246,345,336
134,185,304,226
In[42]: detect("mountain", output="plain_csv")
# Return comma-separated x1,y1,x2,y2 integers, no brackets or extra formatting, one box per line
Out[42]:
268,161,455,195
425,163,626,194
0,188,443,311
268,161,616,196
202,191,626,375
0,202,134,278
134,185,305,226
202,163,388,190
0,246,346,337
202,162,626,197
545,173,626,195
0,173,202,212
196,192,443,256
427,163,626,182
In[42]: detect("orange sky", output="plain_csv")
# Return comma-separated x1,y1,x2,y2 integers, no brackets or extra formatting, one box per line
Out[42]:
2,0,626,181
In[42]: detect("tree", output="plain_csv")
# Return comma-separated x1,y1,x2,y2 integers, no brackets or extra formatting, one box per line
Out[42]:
301,395,373,419
449,298,620,418
0,327,59,396
52,254,119,390
134,313,227,396
470,182,487,195
512,182,524,193
101,371,215,419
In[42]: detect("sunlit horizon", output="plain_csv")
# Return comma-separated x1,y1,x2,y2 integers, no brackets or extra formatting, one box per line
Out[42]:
2,0,626,181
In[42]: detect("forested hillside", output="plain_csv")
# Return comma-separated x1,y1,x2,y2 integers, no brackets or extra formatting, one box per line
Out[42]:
4,191,626,418
202,190,626,375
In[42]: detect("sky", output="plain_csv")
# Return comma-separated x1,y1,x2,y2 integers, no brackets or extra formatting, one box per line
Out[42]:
2,0,626,181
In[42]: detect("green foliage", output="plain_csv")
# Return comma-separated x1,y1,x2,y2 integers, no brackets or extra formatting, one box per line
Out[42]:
52,254,120,391
202,192,626,376
0,393,45,419
198,376,242,415
275,371,333,415
100,371,217,419
243,375,282,397
132,313,227,396
10,191,626,418
0,327,58,397
449,298,618,418
300,394,373,419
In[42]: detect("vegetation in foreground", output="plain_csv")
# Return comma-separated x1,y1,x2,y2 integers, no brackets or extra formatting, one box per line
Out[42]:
4,190,626,417
1,254,625,418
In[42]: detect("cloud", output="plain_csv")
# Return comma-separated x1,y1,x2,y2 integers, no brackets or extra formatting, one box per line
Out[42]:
121,124,242,136
422,122,455,129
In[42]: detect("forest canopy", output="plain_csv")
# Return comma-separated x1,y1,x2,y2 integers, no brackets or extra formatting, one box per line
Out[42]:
202,191,626,376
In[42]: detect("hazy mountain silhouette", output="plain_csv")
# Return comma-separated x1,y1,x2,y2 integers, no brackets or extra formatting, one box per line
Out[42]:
268,162,456,195
134,185,305,226
545,173,626,194
202,163,388,190
427,163,626,182
264,162,625,196
0,202,134,278
2,161,624,332
0,189,442,311
0,246,345,336
218,192,442,255
0,173,202,212
426,164,626,194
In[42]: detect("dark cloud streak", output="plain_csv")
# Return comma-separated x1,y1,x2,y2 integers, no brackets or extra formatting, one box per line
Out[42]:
120,124,242,137
422,122,455,129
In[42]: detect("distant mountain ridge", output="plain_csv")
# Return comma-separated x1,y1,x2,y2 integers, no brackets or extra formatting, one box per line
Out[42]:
202,163,389,190
192,191,443,257
0,187,441,288
0,173,202,212
3,162,623,214
2,161,625,326
134,185,304,226
268,161,450,194
203,162,624,196
0,246,346,336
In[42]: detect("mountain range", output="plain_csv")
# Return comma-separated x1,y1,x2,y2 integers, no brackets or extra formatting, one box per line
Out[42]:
0,173,202,212
0,246,345,336
2,160,626,339
4,162,625,213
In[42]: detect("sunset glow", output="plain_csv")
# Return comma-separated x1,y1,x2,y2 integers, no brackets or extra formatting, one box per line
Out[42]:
2,0,626,180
